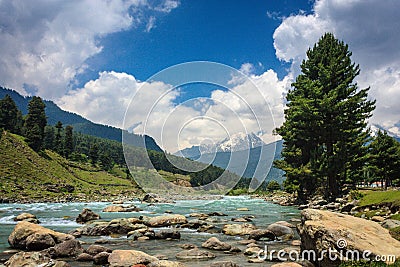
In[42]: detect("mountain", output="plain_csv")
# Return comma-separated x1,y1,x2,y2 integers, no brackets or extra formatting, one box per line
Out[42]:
371,124,400,142
176,133,285,184
178,132,265,158
0,87,162,151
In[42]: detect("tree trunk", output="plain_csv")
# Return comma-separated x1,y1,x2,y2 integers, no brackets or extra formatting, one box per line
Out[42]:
326,141,339,201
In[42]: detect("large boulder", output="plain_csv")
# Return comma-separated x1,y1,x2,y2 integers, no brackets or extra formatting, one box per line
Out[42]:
143,214,187,227
76,208,100,223
8,221,74,250
142,193,173,203
175,248,216,260
108,250,158,267
71,218,142,236
201,237,231,251
298,209,400,267
382,219,400,229
85,244,112,255
222,223,257,236
13,213,39,224
25,233,56,251
93,251,111,265
267,223,293,237
48,239,84,258
248,229,276,241
154,230,181,240
5,251,70,267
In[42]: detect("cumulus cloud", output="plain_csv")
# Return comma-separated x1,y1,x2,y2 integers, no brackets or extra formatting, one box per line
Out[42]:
60,66,289,152
0,0,180,99
273,0,400,134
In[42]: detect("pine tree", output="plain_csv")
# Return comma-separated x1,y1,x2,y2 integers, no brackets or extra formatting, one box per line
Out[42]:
100,151,113,171
275,33,375,201
64,125,74,158
54,121,63,154
43,126,55,149
369,131,400,189
0,94,23,134
89,143,99,165
24,96,47,151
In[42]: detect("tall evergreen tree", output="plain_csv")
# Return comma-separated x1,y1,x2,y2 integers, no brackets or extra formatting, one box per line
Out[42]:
89,143,99,165
43,126,55,149
100,151,113,171
275,33,375,201
55,121,63,154
0,94,22,134
369,131,400,189
64,125,74,158
24,96,47,151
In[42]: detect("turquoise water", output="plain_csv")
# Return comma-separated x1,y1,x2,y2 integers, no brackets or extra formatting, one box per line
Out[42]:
0,196,300,266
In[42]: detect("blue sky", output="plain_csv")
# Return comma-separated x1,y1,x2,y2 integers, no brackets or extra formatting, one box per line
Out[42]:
77,0,312,85
1,0,400,151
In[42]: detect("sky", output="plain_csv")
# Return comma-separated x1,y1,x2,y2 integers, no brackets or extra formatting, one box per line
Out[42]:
1,0,400,152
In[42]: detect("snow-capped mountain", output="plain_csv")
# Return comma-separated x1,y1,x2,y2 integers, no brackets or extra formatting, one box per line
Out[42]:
371,124,400,141
176,132,265,158
210,132,265,153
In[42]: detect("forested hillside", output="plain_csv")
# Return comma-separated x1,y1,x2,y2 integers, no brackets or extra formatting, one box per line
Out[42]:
0,93,246,200
0,87,161,151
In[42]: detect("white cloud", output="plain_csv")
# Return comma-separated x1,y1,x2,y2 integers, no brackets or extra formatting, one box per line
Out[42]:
59,67,288,152
154,0,180,13
273,0,400,134
145,16,157,32
58,71,139,128
0,0,180,99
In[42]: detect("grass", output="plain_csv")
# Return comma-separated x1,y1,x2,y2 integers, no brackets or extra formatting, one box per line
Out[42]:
391,214,400,220
358,189,400,207
390,226,400,241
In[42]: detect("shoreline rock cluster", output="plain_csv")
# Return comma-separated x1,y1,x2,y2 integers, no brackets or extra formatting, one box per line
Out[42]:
1,196,307,267
2,193,400,266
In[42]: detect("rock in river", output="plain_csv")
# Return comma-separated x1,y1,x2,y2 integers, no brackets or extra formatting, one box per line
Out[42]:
13,213,40,224
176,248,216,260
76,208,100,223
103,205,142,212
222,223,257,236
248,229,276,241
71,218,143,236
267,223,293,237
48,239,84,258
298,209,400,266
108,250,158,266
8,221,74,250
142,214,187,227
5,251,70,267
201,237,231,251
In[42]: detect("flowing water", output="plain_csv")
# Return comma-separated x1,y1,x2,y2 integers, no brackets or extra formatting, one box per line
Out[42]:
0,196,300,266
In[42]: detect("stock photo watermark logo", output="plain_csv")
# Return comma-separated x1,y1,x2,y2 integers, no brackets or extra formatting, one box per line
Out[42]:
257,239,396,264
122,61,277,195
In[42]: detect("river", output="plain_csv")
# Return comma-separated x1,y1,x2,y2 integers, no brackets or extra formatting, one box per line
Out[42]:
0,196,300,266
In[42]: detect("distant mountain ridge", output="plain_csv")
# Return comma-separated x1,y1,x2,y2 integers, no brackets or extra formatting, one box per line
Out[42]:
0,87,162,151
178,132,266,159
176,133,285,183
371,124,400,142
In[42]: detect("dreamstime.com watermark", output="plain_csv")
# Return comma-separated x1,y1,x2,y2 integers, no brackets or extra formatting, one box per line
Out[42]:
257,239,397,264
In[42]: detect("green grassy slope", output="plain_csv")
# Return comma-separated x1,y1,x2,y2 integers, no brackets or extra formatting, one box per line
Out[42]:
0,131,144,202
358,189,400,207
